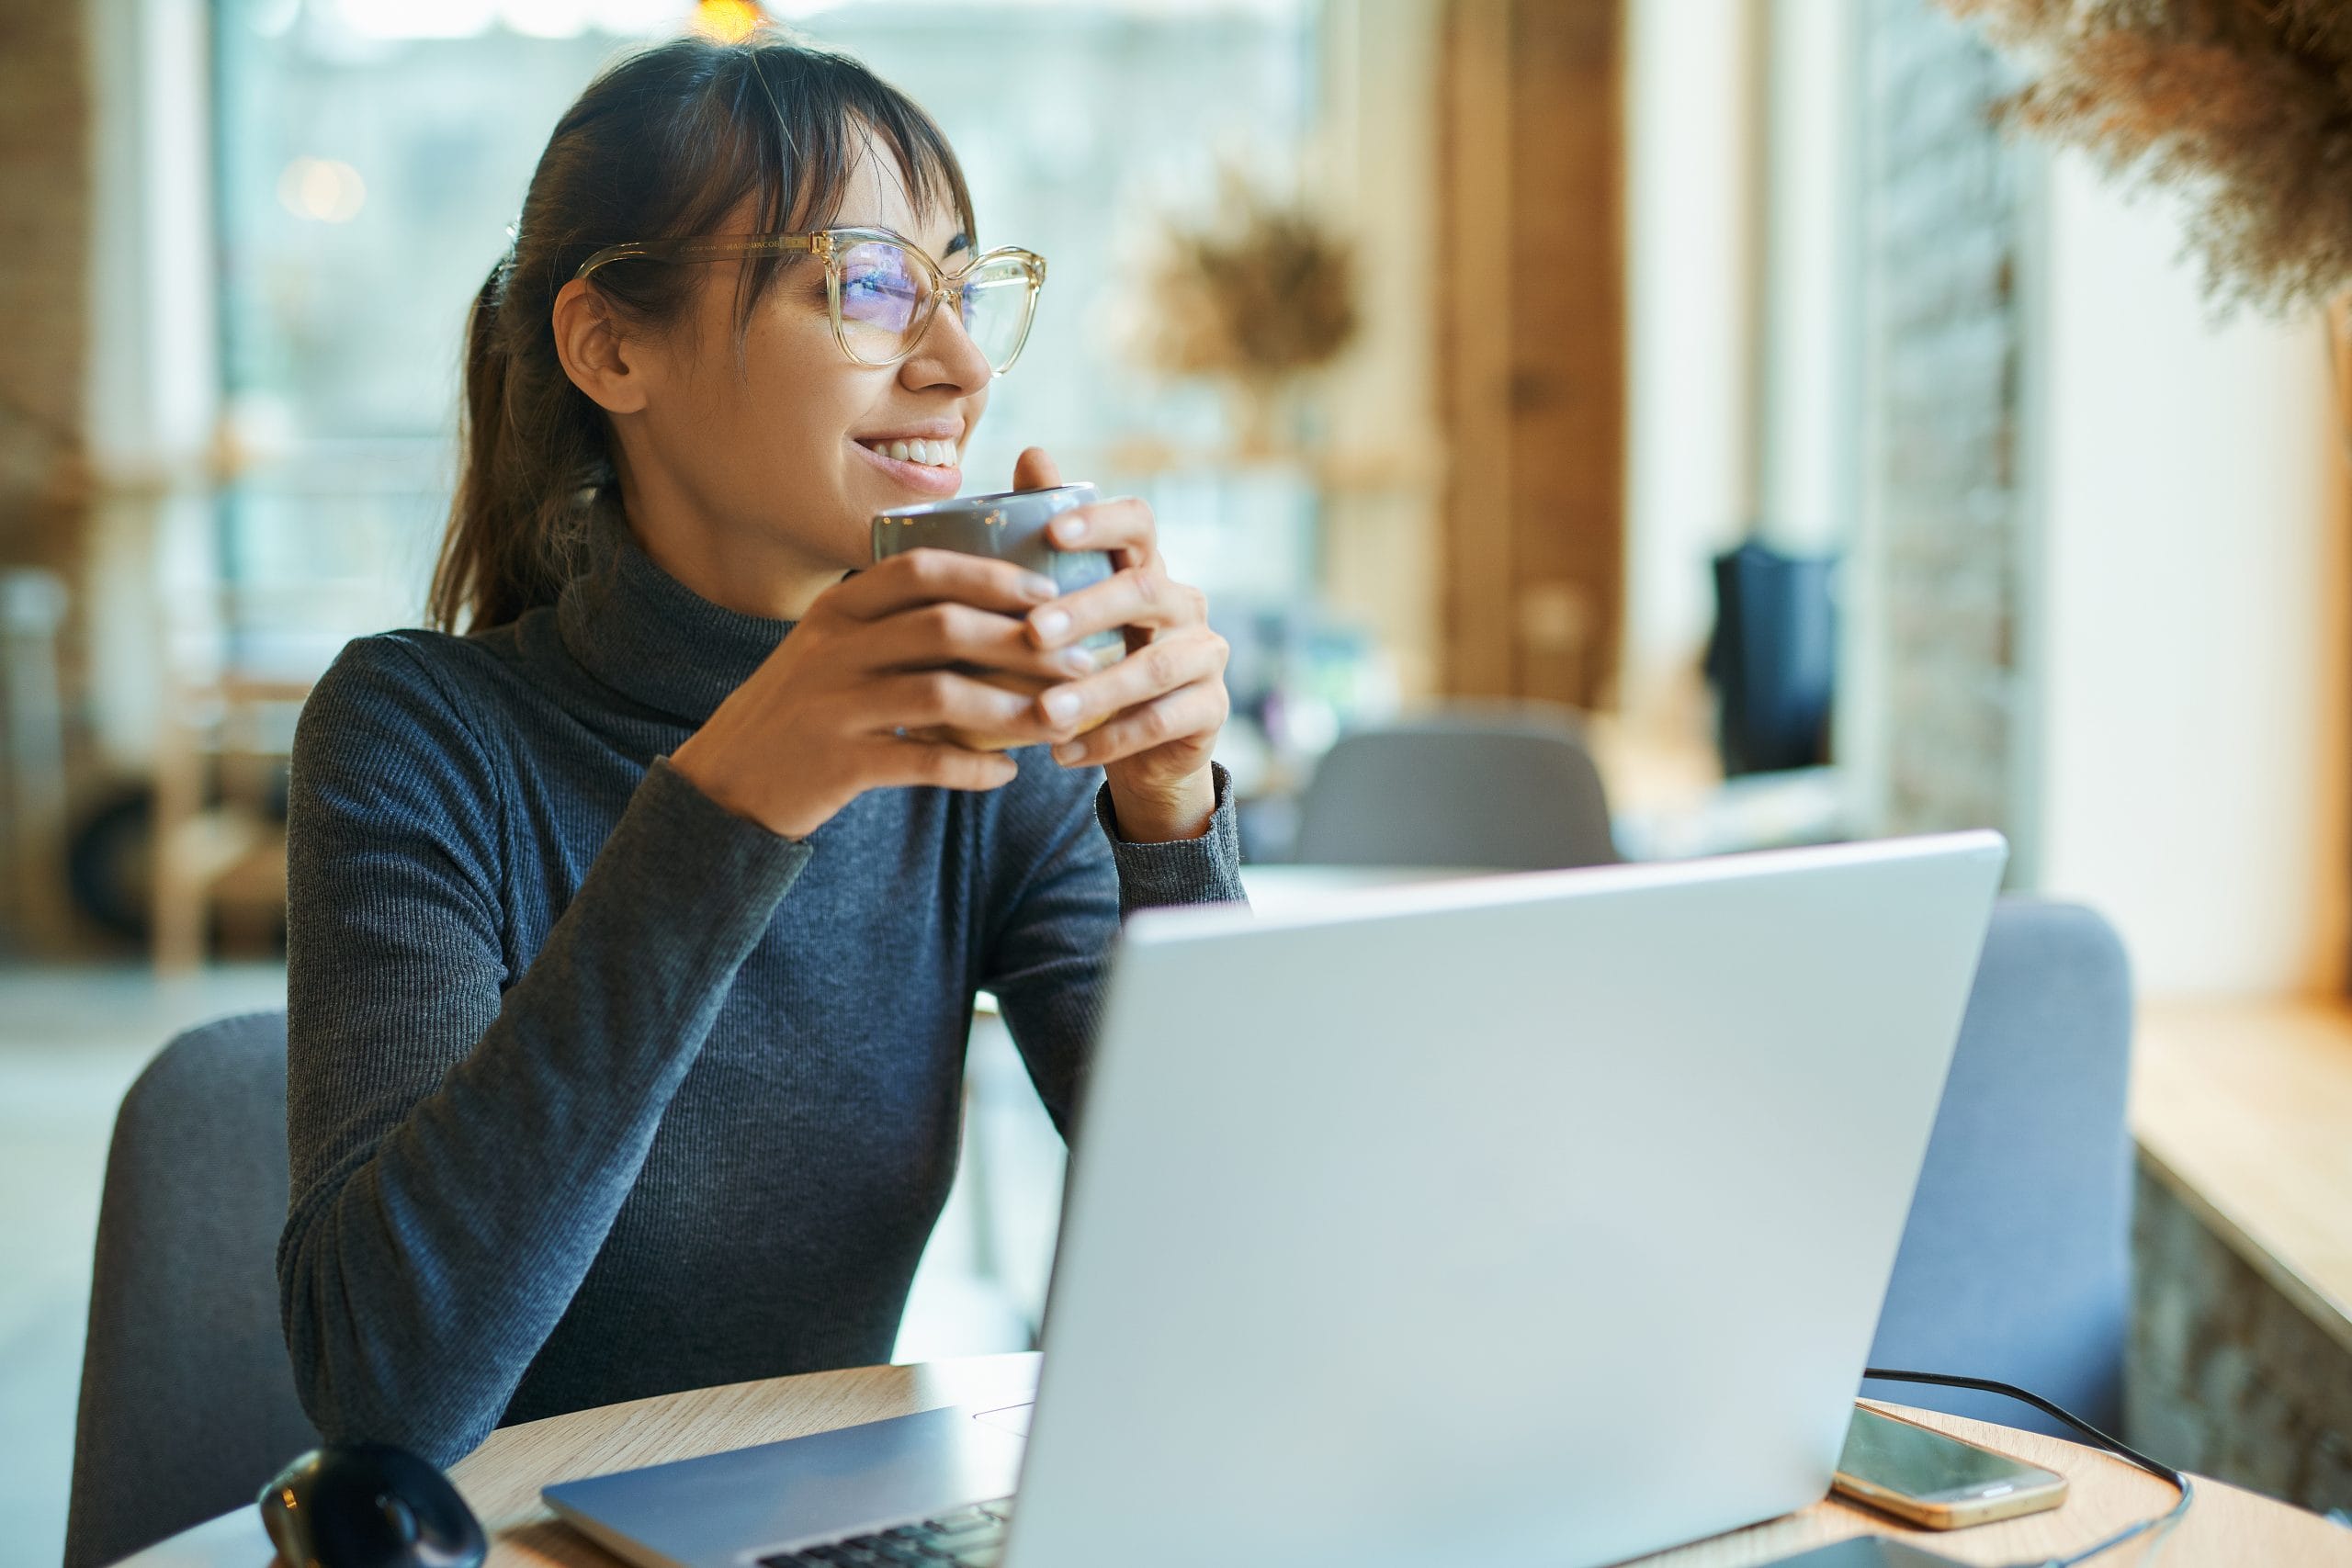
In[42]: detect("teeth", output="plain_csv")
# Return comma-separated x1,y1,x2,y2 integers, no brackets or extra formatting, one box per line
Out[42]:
867,437,956,468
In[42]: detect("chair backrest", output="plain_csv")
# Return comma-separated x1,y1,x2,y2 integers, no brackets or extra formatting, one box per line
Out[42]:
1293,705,1618,871
65,1010,314,1568
1868,898,2135,1436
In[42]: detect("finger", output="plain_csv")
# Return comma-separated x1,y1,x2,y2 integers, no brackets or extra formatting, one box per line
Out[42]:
825,547,1058,622
861,600,1107,682
864,669,1067,744
1049,678,1229,769
1026,561,1206,649
1040,495,1156,565
1012,446,1063,492
862,734,1022,793
1031,626,1227,734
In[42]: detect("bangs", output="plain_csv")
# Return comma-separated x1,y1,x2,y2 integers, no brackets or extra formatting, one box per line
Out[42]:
564,37,978,336
734,47,973,243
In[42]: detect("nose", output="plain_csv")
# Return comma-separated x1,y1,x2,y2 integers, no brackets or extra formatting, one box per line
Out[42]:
901,286,993,391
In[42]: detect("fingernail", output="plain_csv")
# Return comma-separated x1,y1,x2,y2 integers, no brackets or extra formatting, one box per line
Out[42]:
1042,687,1082,723
1058,647,1098,674
1053,741,1087,764
1020,572,1058,602
1050,516,1086,545
1031,607,1071,642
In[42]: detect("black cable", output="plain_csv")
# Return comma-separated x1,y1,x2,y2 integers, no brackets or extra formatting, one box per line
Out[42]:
1860,1368,2194,1568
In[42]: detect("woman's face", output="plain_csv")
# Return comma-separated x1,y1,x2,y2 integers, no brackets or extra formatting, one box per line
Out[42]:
598,139,995,585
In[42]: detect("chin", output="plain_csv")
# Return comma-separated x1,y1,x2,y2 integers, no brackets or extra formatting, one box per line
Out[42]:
722,488,872,580
824,502,879,574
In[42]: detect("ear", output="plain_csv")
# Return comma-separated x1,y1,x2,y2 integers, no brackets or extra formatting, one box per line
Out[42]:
551,278,650,415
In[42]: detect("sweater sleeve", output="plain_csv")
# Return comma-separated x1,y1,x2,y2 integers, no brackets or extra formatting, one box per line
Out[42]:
278,636,810,1465
980,759,1245,1133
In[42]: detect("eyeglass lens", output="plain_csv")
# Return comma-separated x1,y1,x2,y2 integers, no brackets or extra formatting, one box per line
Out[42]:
835,239,1035,370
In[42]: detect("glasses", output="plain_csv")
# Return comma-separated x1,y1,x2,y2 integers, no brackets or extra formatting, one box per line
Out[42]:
573,226,1047,375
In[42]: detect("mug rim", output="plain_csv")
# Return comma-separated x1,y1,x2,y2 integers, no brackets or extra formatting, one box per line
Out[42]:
874,481,1095,522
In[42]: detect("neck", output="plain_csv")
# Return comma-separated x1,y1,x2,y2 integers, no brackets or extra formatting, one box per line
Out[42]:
613,457,847,623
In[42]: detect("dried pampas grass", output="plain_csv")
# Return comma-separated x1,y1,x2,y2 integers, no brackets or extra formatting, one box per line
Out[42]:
1947,0,2352,311
1142,176,1360,380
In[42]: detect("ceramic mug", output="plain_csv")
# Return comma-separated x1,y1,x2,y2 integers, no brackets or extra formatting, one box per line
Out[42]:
872,482,1125,750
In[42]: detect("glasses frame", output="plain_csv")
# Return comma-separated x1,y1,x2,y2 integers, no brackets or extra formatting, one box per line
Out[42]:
571,226,1048,374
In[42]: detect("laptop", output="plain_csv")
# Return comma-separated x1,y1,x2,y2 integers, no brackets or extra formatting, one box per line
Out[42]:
546,830,2008,1568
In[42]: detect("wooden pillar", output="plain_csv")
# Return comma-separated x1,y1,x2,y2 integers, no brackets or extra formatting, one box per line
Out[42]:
0,0,94,953
1437,0,1625,709
0,0,93,567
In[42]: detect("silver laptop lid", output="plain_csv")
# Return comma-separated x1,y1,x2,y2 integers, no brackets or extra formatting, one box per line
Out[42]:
1008,831,2007,1568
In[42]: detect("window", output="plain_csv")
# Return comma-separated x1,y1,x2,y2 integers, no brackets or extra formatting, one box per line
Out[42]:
209,0,1324,655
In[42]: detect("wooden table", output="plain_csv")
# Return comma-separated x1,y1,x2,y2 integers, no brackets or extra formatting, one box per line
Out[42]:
124,1353,2346,1567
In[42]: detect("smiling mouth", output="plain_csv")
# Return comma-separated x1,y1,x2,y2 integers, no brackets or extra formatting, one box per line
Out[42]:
855,436,958,468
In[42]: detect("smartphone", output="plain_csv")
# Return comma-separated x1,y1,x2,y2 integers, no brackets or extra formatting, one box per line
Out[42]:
1832,1405,2069,1529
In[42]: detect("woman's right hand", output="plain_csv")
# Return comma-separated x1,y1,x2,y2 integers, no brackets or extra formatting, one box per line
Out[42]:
668,548,1098,840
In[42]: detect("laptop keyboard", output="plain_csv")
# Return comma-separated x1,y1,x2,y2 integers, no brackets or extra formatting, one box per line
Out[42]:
756,1498,1013,1568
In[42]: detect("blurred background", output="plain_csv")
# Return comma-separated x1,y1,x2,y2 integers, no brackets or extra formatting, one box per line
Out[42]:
7,0,2352,1560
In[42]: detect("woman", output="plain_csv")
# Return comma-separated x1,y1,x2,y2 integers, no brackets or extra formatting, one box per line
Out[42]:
279,33,1241,1467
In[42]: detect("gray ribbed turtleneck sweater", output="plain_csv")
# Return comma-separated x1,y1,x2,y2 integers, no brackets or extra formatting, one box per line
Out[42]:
278,504,1246,1466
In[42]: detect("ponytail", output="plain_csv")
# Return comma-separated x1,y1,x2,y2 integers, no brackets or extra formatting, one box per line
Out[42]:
424,32,976,634
427,255,605,632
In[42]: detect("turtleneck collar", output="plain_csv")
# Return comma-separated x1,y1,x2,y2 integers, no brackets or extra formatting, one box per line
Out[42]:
555,493,798,726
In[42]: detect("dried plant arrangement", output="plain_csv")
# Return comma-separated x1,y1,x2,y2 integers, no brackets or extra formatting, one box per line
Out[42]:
1944,0,2352,313
1137,174,1360,456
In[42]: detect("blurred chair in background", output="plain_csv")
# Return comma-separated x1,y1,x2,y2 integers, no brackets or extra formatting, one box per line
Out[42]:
150,675,307,973
1293,704,1618,871
65,1010,312,1568
1869,898,2135,1436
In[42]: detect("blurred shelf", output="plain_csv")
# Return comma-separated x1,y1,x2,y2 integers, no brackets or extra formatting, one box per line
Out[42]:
2134,998,2352,1357
1100,434,1442,496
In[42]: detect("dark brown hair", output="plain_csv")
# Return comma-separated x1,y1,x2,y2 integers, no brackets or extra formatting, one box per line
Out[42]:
429,32,977,632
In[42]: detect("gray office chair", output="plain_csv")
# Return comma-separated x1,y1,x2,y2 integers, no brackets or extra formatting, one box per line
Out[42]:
1293,705,1619,870
65,1010,314,1568
1867,898,2134,1437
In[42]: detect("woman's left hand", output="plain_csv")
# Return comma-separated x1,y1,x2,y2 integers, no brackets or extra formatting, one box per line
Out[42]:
1012,446,1229,842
